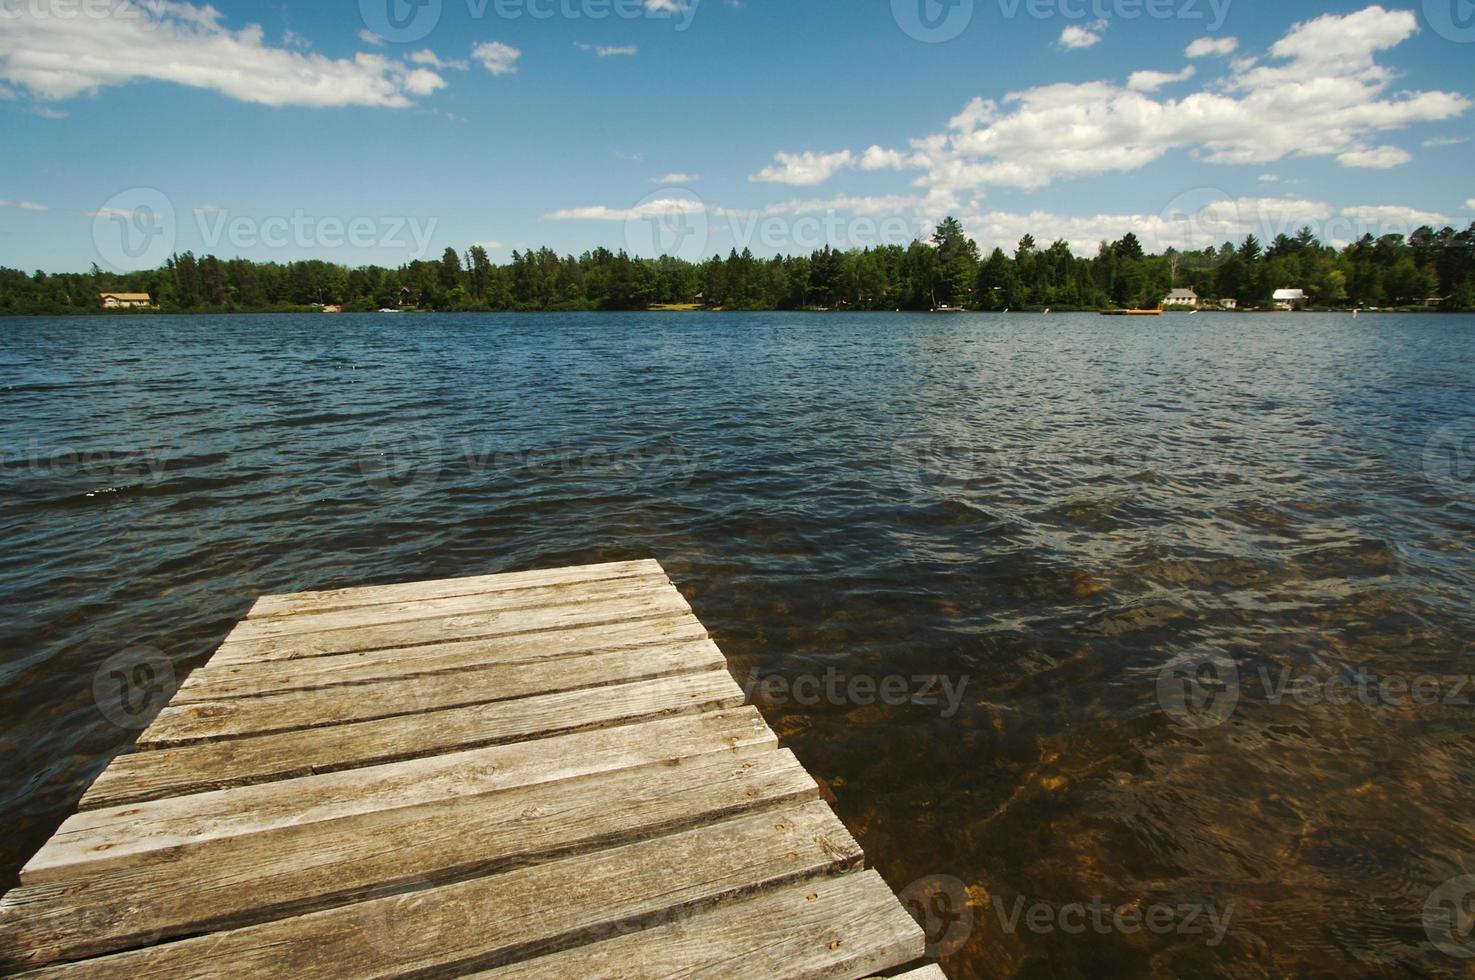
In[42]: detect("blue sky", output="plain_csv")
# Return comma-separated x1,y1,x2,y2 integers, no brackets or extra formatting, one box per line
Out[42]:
1,0,1472,271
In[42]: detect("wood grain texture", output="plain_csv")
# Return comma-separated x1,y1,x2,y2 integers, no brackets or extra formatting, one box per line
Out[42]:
84,669,745,808
0,749,818,970
473,870,926,980
210,589,694,664
141,636,727,746
24,707,774,886
172,614,709,702
3,562,944,978
24,801,862,979
227,573,672,643
248,559,665,619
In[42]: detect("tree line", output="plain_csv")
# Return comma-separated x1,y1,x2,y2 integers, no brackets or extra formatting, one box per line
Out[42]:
3,217,1472,315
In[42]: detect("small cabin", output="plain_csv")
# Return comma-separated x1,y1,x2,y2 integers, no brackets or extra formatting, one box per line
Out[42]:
99,292,153,309
1219,298,1238,310
1163,288,1199,308
1273,288,1306,311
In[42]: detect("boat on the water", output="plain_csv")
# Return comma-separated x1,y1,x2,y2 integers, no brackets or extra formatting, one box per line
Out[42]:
1100,307,1164,316
930,304,967,313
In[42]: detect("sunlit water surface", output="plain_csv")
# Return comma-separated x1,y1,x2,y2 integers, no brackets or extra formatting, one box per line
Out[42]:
2,312,1474,977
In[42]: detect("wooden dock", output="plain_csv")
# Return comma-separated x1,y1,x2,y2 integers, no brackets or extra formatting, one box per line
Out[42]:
1,559,940,978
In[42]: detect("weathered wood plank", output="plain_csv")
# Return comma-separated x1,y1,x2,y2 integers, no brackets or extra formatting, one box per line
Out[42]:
209,589,693,664
227,573,672,643
249,559,665,619
141,636,727,746
22,801,862,979
0,749,817,970
85,669,744,808
474,870,926,980
22,707,774,886
173,614,709,702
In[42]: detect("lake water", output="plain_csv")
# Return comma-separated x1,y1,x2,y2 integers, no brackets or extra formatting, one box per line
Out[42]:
2,311,1474,976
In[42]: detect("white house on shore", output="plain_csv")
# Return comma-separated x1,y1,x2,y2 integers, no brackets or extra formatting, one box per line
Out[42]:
1219,298,1238,310
99,292,153,309
1163,288,1199,308
1273,288,1306,311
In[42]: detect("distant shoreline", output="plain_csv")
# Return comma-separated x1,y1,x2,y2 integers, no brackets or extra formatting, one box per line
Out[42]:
3,306,1468,318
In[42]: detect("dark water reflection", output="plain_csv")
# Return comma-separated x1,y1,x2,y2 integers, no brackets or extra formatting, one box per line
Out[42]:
3,311,1475,976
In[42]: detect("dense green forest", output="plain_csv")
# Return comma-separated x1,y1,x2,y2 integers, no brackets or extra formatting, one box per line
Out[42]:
3,217,1473,315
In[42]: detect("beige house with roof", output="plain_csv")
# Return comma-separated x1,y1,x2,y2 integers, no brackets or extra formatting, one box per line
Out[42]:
99,292,154,309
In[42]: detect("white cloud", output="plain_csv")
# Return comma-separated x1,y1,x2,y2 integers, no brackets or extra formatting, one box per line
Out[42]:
808,6,1466,208
1127,66,1195,92
1467,199,1475,210
1058,19,1107,50
959,196,1451,256
545,197,711,221
750,150,855,186
860,145,915,170
652,172,699,183
1258,174,1279,182
193,203,225,214
0,1,447,108
1422,136,1469,148
760,194,926,219
645,0,686,10
545,188,1457,256
410,50,468,71
1339,204,1449,227
1186,36,1238,58
358,29,386,47
577,43,638,57
473,41,522,76
18,201,48,211
1336,145,1412,169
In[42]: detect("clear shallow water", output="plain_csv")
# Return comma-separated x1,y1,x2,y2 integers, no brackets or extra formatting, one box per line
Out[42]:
2,311,1474,976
